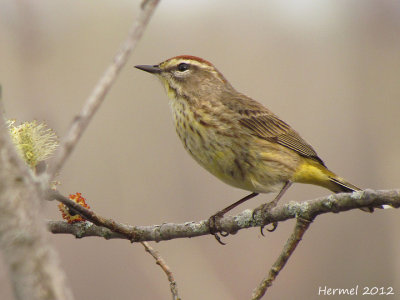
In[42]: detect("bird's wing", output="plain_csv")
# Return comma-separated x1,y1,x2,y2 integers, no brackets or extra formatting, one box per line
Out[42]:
238,112,325,166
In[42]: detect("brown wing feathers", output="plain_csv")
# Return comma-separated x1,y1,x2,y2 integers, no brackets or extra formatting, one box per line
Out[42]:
238,111,325,166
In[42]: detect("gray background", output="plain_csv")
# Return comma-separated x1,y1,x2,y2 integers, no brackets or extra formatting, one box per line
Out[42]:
1,1,399,299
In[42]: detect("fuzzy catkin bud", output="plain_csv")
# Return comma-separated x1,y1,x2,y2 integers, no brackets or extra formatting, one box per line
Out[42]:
7,120,58,168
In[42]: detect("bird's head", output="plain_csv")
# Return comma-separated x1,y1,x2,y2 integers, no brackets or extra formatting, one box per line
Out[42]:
135,55,232,100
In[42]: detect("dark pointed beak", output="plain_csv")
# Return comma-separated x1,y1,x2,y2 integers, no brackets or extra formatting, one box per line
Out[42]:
135,64,161,74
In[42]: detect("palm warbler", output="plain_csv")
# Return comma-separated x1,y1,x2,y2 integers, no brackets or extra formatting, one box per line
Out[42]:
136,55,372,235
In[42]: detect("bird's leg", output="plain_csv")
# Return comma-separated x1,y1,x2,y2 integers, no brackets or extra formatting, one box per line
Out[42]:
270,180,292,207
254,181,292,235
209,192,259,245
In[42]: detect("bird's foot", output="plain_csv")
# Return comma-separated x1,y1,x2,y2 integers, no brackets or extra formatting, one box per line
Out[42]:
208,211,229,245
252,201,279,236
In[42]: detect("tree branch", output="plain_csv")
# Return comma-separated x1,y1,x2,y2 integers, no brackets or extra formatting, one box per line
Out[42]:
141,242,181,300
47,0,160,179
251,217,311,299
47,189,399,242
45,221,181,299
48,189,398,299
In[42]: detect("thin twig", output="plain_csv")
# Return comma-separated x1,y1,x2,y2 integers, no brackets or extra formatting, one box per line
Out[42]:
48,190,182,298
47,216,180,299
47,190,139,240
141,242,181,300
47,189,400,243
47,220,125,240
47,0,160,179
251,218,312,300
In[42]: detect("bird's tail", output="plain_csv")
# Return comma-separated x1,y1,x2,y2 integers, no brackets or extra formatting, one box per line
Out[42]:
327,176,361,193
327,176,374,212
293,159,379,212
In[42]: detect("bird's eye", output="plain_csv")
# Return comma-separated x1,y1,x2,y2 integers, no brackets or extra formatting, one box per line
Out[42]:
177,63,189,72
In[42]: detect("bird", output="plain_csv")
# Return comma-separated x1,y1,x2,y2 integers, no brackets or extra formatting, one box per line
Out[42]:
135,55,373,242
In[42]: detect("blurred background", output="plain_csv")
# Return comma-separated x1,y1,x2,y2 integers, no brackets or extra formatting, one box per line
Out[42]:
1,0,400,299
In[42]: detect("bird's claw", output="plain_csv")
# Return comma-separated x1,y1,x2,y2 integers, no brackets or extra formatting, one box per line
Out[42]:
208,212,228,245
255,201,279,236
267,222,278,232
260,222,278,236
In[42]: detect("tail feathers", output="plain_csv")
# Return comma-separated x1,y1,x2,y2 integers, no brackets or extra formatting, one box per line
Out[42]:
328,176,376,212
328,177,360,193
